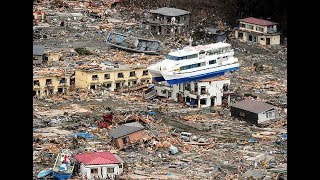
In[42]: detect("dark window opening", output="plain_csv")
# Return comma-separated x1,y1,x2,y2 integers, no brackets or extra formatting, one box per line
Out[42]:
92,75,98,80
223,84,229,91
116,83,121,89
49,89,54,95
105,83,111,88
129,71,136,77
91,168,98,174
142,70,148,76
104,74,110,79
122,137,129,144
209,60,216,64
238,32,243,39
107,168,114,173
60,78,66,84
119,164,123,168
90,85,96,89
133,81,137,85
201,86,206,94
46,79,52,85
34,80,40,86
200,99,206,105
33,91,37,96
58,88,63,93
118,73,124,78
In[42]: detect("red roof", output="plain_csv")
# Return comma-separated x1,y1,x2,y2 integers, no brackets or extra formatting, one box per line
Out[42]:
239,17,277,26
74,151,119,165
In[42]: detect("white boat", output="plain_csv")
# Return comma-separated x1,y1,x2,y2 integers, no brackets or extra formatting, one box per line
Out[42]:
148,42,240,85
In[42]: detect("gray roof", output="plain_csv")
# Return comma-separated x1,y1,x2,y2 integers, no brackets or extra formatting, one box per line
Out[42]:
230,99,275,114
149,7,190,16
109,122,144,139
33,45,45,56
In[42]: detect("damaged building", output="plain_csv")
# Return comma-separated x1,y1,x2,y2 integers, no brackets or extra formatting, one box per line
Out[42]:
33,69,71,98
33,45,45,65
147,7,190,36
75,63,151,91
147,76,231,108
234,17,281,45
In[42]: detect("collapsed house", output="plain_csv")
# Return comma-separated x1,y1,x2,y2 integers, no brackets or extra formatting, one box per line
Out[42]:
74,151,124,179
147,7,190,36
33,45,45,65
109,122,146,149
230,99,279,125
75,63,151,91
146,76,231,108
234,17,281,45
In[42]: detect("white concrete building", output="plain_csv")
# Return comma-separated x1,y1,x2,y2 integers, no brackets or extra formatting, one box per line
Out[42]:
74,151,124,179
149,76,231,108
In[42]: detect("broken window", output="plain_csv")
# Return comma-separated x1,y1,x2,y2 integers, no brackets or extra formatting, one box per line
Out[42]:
91,168,98,174
142,70,148,76
90,85,96,89
129,71,136,77
46,79,52,85
133,81,137,85
167,17,171,23
58,88,63,93
118,72,124,78
200,99,206,105
105,83,111,88
256,26,264,32
34,80,40,86
116,83,121,89
246,24,254,30
201,86,206,94
241,23,245,28
104,74,110,79
60,78,66,84
107,168,114,173
92,75,98,80
186,83,191,91
238,32,243,39
223,84,229,91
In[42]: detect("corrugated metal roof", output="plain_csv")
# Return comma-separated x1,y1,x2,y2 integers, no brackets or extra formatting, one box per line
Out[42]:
33,45,45,55
149,7,190,16
239,17,277,26
109,122,144,139
230,99,275,114
74,151,120,165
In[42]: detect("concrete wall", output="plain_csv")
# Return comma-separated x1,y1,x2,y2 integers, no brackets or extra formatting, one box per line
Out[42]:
148,14,190,35
75,68,151,91
33,75,70,98
80,163,123,179
115,130,145,149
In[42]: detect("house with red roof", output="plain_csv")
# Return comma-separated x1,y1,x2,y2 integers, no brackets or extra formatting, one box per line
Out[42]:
234,17,281,45
74,151,124,179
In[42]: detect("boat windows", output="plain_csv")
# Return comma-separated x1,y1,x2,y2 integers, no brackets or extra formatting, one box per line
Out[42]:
166,54,198,61
209,60,216,64
180,63,203,70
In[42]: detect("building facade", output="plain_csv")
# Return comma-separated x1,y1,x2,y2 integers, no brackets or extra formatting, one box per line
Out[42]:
33,45,45,64
147,7,190,36
33,74,70,98
75,64,151,91
148,77,231,108
234,17,281,45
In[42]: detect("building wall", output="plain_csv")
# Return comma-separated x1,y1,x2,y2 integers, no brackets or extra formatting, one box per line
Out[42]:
33,55,43,64
239,22,268,34
33,75,70,98
235,30,280,45
257,109,279,124
115,130,145,149
46,53,61,61
80,163,123,179
230,107,258,124
75,68,151,91
148,13,190,35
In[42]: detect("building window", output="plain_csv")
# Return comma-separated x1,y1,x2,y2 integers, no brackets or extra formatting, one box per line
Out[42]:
118,72,124,78
209,60,216,64
240,112,245,116
34,80,40,86
60,78,66,84
142,70,148,76
266,111,273,118
180,63,201,70
129,71,136,77
246,24,254,30
256,26,264,32
46,79,52,85
223,84,229,91
104,74,110,79
241,23,245,28
107,168,114,173
92,75,98,80
104,83,111,88
261,37,264,41
183,16,186,21
200,99,206,105
119,164,123,168
58,88,63,93
91,168,98,174
90,85,96,89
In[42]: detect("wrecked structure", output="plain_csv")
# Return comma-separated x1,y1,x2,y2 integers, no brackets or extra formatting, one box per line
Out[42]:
75,63,151,91
147,7,190,36
74,151,124,179
146,76,231,108
230,99,279,125
33,45,45,64
234,17,281,45
109,122,146,149
33,68,71,98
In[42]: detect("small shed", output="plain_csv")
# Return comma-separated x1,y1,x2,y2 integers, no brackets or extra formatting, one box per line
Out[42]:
230,99,279,125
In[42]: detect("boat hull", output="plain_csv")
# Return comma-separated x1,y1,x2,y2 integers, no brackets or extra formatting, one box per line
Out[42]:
53,172,72,180
163,63,240,85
